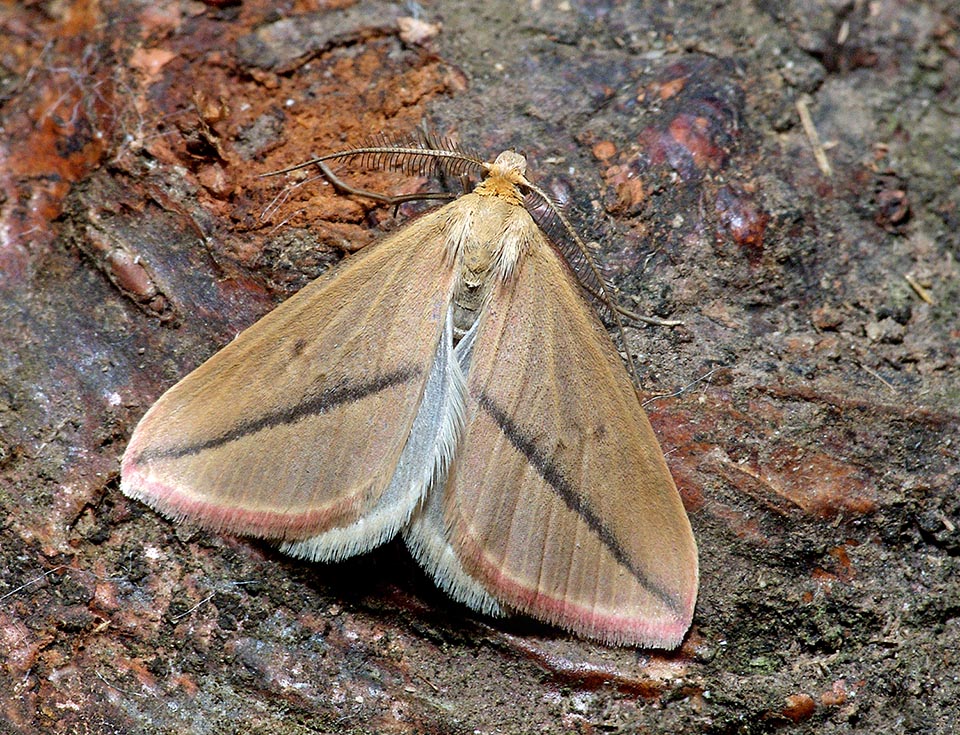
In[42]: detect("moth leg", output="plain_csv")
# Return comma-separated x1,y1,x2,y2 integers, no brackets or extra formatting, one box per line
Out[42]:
315,161,455,210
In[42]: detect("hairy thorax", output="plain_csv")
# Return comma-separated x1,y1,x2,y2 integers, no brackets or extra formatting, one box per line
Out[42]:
447,158,532,339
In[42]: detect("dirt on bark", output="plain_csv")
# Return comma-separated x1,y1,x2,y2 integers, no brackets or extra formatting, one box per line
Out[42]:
0,1,957,733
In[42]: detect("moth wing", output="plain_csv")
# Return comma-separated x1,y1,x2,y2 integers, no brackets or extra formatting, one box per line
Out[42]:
446,231,698,648
402,321,506,619
122,207,460,557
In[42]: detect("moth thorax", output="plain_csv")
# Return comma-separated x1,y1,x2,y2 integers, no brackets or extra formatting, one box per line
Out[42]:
474,176,523,206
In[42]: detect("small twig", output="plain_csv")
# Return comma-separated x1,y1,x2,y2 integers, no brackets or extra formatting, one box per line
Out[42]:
168,594,215,623
938,511,956,533
259,171,326,222
415,671,441,692
903,273,935,305
852,359,898,394
615,301,684,327
1,564,130,603
96,671,148,698
796,95,833,177
642,367,722,407
167,580,262,623
0,566,69,603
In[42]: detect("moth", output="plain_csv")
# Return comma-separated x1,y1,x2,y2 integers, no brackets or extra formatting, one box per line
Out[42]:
121,135,698,648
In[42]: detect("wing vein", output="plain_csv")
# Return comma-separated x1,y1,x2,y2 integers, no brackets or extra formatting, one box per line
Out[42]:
133,367,421,463
474,389,684,616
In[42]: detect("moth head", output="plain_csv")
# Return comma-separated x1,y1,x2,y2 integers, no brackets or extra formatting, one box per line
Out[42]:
486,151,530,186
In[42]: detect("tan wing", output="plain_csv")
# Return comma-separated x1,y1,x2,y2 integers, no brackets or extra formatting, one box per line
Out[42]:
446,232,699,648
122,206,459,551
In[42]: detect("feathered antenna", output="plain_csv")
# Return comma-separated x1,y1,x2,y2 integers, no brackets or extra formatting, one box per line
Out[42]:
524,191,680,328
265,135,676,383
264,129,487,182
517,178,640,383
523,190,607,309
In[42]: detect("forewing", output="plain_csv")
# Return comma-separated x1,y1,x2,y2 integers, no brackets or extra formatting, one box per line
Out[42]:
447,232,698,648
122,207,458,548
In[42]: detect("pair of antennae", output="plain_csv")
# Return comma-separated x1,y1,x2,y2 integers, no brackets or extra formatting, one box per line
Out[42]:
265,133,666,384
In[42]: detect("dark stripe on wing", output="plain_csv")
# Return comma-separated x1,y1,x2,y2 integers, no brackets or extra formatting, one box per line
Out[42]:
476,390,682,616
134,367,421,463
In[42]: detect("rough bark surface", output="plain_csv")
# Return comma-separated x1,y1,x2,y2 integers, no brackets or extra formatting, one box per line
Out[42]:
1,1,957,733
